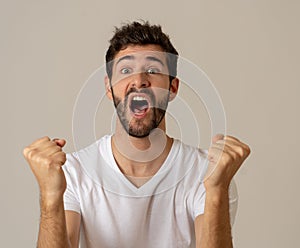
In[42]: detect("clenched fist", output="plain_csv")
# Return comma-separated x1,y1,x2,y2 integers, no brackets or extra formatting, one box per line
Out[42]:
204,134,251,191
23,136,67,201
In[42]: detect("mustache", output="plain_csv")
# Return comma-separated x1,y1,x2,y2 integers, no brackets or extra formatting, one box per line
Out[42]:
125,87,154,97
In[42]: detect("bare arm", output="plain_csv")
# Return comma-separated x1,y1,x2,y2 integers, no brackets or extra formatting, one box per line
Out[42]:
37,201,81,248
38,196,70,247
65,211,81,248
23,136,80,248
195,189,232,248
195,135,250,248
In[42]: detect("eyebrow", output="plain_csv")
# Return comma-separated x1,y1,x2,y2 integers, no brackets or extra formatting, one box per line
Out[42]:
115,55,165,67
115,55,134,66
146,56,165,66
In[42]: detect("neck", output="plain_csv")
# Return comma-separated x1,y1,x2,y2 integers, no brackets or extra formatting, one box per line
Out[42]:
111,119,173,177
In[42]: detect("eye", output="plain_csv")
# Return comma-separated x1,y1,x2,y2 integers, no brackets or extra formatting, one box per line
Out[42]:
146,68,160,74
121,68,132,74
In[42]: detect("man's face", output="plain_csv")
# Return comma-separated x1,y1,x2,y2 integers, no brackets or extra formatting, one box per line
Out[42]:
107,45,178,138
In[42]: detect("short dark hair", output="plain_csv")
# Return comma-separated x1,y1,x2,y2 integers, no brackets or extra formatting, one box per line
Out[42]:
105,21,179,81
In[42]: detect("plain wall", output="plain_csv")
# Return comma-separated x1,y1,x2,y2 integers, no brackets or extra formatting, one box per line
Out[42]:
1,0,299,247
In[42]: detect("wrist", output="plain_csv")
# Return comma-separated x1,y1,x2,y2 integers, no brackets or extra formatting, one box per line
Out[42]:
40,192,64,212
205,187,230,206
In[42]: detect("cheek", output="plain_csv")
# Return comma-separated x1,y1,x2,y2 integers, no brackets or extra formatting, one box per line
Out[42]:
151,86,170,100
151,76,171,90
112,79,129,92
112,83,128,99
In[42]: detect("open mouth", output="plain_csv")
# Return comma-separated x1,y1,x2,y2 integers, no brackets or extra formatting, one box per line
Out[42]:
129,94,151,117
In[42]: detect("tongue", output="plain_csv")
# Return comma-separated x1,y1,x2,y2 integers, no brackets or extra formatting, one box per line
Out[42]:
136,104,148,111
134,107,147,114
131,99,149,115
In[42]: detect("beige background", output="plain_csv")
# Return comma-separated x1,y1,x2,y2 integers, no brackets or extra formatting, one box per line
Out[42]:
1,0,299,247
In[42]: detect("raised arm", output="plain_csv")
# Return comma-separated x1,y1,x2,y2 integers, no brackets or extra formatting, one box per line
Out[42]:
195,135,250,248
23,136,80,248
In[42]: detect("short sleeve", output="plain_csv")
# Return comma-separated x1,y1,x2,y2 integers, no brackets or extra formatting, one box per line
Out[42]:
192,182,206,219
62,153,81,214
228,179,238,226
193,179,239,227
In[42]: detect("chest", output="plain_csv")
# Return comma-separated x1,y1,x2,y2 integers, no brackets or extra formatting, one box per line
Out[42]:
77,185,195,248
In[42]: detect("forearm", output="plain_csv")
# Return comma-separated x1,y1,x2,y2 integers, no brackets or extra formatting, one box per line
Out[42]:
199,189,232,248
38,195,70,248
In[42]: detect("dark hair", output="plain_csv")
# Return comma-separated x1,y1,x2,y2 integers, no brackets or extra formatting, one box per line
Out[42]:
105,21,179,81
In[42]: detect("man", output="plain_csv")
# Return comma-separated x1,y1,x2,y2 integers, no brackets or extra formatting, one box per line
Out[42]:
23,21,250,248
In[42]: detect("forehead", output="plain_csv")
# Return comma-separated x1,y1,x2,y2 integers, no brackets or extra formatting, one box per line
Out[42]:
113,44,167,64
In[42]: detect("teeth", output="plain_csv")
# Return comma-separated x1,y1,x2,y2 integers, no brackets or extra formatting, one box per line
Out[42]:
133,96,147,101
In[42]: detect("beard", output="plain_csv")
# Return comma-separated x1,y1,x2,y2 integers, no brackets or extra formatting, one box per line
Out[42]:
112,87,170,138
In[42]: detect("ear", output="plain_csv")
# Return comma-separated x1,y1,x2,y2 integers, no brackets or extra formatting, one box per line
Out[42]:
104,75,113,100
169,77,179,102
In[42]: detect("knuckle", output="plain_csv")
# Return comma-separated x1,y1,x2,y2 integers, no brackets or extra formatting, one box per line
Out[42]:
244,145,251,155
34,136,50,146
27,148,38,160
23,146,30,157
50,152,67,166
42,136,50,141
228,153,235,163
58,152,67,163
221,152,232,163
233,150,242,160
240,144,251,157
43,157,52,166
50,146,59,153
62,152,67,161
236,146,244,155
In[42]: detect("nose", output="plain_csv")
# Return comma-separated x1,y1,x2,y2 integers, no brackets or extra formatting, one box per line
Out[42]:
130,72,150,89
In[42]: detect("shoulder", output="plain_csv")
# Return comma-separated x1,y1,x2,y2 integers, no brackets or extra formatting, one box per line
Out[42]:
173,139,208,166
62,135,111,175
169,139,209,188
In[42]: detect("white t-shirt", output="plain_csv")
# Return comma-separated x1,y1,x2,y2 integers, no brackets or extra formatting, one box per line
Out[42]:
63,135,238,248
